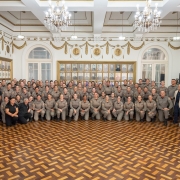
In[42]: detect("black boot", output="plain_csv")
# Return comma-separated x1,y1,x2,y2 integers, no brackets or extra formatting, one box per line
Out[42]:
41,116,44,121
164,119,168,126
91,116,95,120
68,117,71,123
57,118,60,121
29,117,32,122
103,117,106,121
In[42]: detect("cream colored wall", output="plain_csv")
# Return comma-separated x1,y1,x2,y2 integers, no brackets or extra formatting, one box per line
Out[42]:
1,27,180,85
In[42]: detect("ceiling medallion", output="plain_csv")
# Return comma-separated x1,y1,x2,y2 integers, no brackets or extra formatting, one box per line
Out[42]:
44,0,71,32
134,0,162,32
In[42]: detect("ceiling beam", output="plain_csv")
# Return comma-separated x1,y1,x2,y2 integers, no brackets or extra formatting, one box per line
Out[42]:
93,0,108,34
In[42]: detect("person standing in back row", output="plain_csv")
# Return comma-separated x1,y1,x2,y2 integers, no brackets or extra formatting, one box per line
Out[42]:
168,79,178,119
157,91,173,126
173,84,180,125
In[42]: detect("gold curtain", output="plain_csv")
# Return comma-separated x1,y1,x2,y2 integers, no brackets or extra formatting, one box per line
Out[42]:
168,42,180,50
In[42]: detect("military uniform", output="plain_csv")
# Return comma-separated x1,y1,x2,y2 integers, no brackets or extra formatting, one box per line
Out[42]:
11,91,22,98
1,101,8,123
156,96,173,122
96,88,104,96
45,99,56,120
21,92,31,100
51,91,60,101
134,91,145,101
33,100,45,121
146,100,156,122
29,101,34,118
148,85,158,92
55,99,67,120
69,99,81,121
67,87,74,95
124,102,134,120
135,100,146,121
39,86,45,92
143,91,151,101
112,101,124,121
152,93,158,101
123,90,134,102
87,87,92,94
42,91,51,102
80,92,89,101
110,97,117,105
15,100,23,106
115,90,124,102
104,86,112,96
168,85,178,117
71,91,80,99
121,85,128,93
32,91,42,100
157,86,168,95
88,92,96,101
101,101,113,120
90,98,101,120
2,89,13,100
80,100,90,120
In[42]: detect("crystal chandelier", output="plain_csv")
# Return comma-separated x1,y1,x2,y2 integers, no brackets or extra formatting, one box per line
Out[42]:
134,0,162,32
44,0,71,32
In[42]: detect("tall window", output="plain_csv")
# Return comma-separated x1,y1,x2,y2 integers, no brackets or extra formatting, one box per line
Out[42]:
141,47,168,86
27,47,52,81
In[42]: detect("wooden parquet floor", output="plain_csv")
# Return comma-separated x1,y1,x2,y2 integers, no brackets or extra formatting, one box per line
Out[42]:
0,120,180,180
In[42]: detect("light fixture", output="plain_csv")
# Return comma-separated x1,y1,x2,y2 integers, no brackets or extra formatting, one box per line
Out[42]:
71,11,78,39
119,12,125,40
17,11,24,39
134,0,162,32
44,0,71,32
173,12,180,40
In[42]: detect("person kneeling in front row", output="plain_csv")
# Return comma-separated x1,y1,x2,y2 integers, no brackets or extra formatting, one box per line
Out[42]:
69,94,81,122
146,95,157,122
5,97,19,127
33,95,45,121
18,98,32,124
55,94,67,121
80,95,90,120
112,96,124,121
101,95,113,121
124,97,134,121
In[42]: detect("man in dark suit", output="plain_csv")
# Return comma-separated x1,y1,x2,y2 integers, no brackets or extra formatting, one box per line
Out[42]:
18,98,32,124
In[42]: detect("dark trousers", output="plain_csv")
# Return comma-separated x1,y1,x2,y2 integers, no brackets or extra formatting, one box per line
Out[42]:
5,115,18,127
174,103,180,123
18,113,32,124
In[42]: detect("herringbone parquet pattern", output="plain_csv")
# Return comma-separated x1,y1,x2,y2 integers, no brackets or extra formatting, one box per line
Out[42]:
0,120,180,180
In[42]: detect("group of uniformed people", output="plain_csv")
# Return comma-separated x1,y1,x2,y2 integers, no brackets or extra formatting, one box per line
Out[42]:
0,78,180,127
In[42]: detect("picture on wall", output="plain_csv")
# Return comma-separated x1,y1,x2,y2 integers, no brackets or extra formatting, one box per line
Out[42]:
115,64,121,71
58,62,135,84
78,64,84,71
0,59,12,81
60,64,65,71
66,64,71,71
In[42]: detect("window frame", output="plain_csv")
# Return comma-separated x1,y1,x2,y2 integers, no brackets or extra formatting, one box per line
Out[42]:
26,46,52,81
141,46,168,86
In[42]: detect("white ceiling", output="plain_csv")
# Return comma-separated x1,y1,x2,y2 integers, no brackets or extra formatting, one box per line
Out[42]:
0,0,180,39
